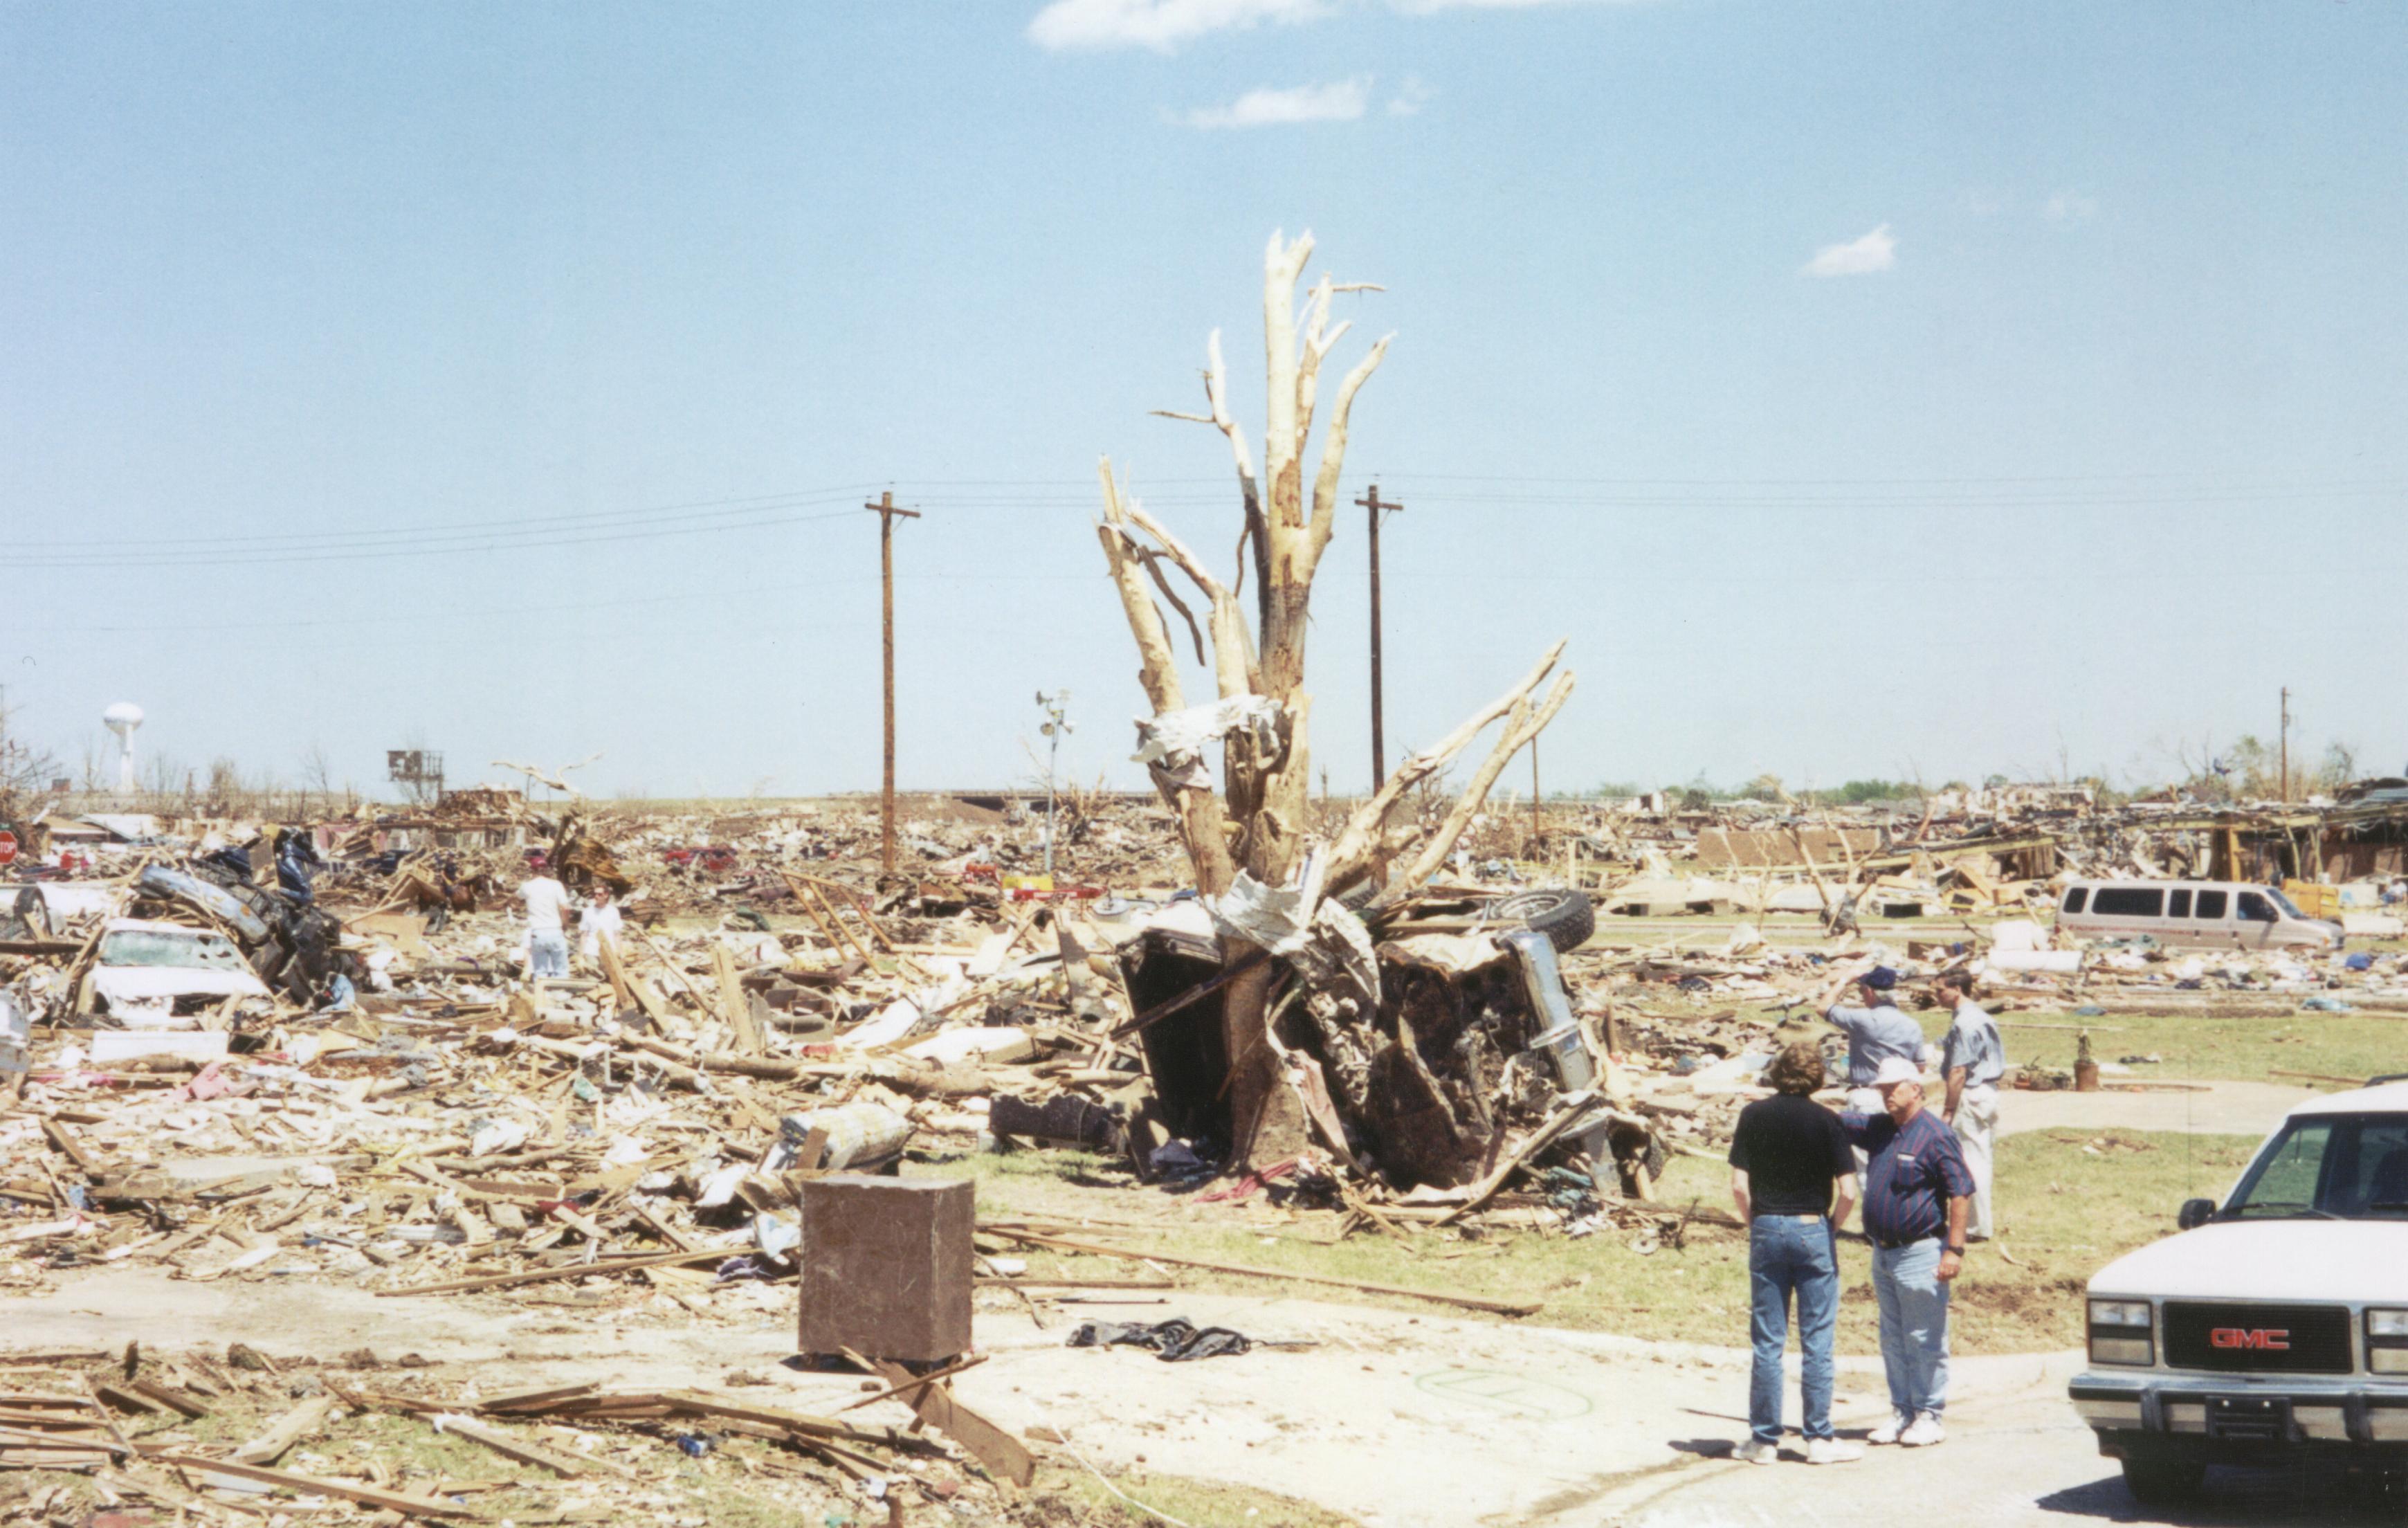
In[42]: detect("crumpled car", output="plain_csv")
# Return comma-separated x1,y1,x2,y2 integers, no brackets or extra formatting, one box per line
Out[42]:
80,918,272,1028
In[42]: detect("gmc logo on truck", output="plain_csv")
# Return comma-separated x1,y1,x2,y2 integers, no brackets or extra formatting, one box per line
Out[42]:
2210,1328,2290,1351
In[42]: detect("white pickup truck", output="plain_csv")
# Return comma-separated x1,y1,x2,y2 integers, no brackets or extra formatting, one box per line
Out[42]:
2070,1079,2408,1502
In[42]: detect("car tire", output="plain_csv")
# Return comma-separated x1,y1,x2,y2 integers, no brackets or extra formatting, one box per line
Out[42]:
1485,888,1595,954
2119,1448,2205,1505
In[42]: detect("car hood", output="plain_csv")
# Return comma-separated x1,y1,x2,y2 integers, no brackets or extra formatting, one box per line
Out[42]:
91,966,271,1006
2089,1219,2408,1305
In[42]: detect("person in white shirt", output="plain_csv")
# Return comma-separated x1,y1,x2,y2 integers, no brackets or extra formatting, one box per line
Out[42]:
1935,970,2007,1242
578,886,624,967
521,870,573,980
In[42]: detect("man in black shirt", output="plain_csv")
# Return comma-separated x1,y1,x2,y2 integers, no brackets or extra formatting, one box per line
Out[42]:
1728,1041,1861,1465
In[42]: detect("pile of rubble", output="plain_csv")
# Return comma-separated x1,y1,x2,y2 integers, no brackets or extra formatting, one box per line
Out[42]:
10,792,2407,1350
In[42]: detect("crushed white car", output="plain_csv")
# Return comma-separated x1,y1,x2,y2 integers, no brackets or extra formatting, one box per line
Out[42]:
2070,1077,2408,1501
78,918,271,1028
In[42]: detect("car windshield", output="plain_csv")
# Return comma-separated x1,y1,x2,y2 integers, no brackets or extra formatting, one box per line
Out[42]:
2225,1113,2408,1219
95,928,250,972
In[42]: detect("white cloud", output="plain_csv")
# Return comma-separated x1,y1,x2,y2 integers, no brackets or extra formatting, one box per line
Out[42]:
2043,190,2098,224
1392,0,1632,10
1178,76,1371,129
1030,0,1622,50
1387,74,1435,115
1801,224,1897,278
1028,0,1329,52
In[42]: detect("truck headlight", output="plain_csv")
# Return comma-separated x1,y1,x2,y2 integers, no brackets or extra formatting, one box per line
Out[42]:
2088,1299,2153,1365
2369,1309,2408,1373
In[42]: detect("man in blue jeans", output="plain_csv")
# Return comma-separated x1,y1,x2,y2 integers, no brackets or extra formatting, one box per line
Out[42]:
1843,1055,1976,1448
1728,1041,1861,1465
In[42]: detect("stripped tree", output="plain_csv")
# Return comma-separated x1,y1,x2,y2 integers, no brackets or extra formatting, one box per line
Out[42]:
1097,231,1574,1173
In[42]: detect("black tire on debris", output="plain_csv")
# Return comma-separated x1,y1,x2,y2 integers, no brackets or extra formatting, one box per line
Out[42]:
2119,1448,2206,1506
1485,887,1595,954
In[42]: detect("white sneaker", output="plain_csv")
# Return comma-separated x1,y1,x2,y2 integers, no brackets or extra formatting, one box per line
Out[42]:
1866,1413,1909,1445
1899,1413,1946,1447
1733,1439,1779,1465
1807,1438,1864,1466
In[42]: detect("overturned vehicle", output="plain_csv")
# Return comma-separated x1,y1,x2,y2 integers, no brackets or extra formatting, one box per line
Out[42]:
1120,882,1657,1194
68,855,353,1026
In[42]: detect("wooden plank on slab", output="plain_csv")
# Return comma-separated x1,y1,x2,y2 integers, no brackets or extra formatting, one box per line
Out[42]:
151,1453,477,1518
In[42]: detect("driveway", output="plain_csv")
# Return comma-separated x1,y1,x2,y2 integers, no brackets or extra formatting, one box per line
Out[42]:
5,1270,2384,1527
1996,1080,2310,1140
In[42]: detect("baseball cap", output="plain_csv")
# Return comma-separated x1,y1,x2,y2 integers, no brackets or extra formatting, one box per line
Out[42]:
1870,1056,1921,1088
1859,965,1898,990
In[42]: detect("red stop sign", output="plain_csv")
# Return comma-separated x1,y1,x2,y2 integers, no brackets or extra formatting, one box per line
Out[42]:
0,832,17,865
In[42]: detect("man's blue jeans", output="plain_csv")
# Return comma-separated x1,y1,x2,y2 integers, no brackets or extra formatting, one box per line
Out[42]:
1748,1215,1839,1444
529,931,569,980
1872,1238,1951,1418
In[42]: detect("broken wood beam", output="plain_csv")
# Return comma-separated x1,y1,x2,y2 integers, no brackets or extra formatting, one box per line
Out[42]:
980,1227,1542,1317
151,1453,476,1518
374,1246,725,1296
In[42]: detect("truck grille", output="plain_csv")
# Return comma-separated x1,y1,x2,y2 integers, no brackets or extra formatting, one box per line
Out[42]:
2163,1302,2353,1376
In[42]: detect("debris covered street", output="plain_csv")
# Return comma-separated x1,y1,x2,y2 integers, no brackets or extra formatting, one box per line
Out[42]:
8,8,2407,1523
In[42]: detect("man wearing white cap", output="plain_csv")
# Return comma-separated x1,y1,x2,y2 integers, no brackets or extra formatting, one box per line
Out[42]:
1842,1055,1975,1448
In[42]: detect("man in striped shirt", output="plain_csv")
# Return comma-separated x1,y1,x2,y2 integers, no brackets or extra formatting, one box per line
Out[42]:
1842,1055,1975,1449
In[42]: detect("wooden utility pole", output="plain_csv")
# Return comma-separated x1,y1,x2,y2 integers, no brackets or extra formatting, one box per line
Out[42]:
1358,484,1402,788
1531,735,1541,845
867,491,921,871
2279,686,2290,802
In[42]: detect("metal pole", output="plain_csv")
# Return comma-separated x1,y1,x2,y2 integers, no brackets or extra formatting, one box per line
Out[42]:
866,491,920,873
1358,484,1401,790
1044,721,1059,880
2279,686,2290,802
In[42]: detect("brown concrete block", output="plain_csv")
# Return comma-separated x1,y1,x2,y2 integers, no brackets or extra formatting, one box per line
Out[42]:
798,1174,974,1363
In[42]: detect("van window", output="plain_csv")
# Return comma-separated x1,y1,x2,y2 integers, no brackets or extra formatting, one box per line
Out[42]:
2238,891,2276,922
2062,887,2088,914
2092,887,2164,918
2167,889,2193,918
2195,889,2228,918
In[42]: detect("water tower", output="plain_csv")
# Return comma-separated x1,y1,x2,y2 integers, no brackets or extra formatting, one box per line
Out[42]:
102,702,143,793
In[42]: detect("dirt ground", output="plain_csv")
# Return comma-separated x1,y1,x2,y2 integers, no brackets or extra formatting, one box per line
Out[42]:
4,1264,2373,1528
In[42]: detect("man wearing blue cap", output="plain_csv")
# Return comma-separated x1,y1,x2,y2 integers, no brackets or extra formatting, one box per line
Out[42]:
1817,961,1927,1125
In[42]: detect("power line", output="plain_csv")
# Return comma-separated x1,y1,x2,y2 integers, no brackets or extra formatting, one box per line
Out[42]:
12,469,2402,570
13,482,888,552
9,502,878,570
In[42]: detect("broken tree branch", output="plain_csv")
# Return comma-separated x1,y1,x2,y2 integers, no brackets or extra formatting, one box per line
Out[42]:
1398,671,1576,888
1327,639,1567,888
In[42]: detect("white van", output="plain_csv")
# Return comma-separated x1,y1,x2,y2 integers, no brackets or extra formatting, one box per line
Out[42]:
2056,880,2339,952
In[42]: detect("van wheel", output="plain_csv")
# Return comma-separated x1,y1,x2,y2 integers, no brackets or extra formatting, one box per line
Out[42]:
2119,1448,2205,1504
1484,889,1595,954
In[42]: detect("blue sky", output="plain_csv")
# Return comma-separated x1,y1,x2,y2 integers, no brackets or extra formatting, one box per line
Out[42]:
3,1,2403,800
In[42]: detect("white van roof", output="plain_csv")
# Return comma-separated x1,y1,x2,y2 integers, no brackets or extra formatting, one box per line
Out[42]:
2290,1080,2408,1117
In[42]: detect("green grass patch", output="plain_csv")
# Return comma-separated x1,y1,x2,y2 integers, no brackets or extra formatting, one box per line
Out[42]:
928,1129,2261,1358
1909,1007,2408,1087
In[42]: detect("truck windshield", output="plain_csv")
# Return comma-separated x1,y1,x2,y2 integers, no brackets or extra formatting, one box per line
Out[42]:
2225,1113,2408,1219
2266,887,2310,920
